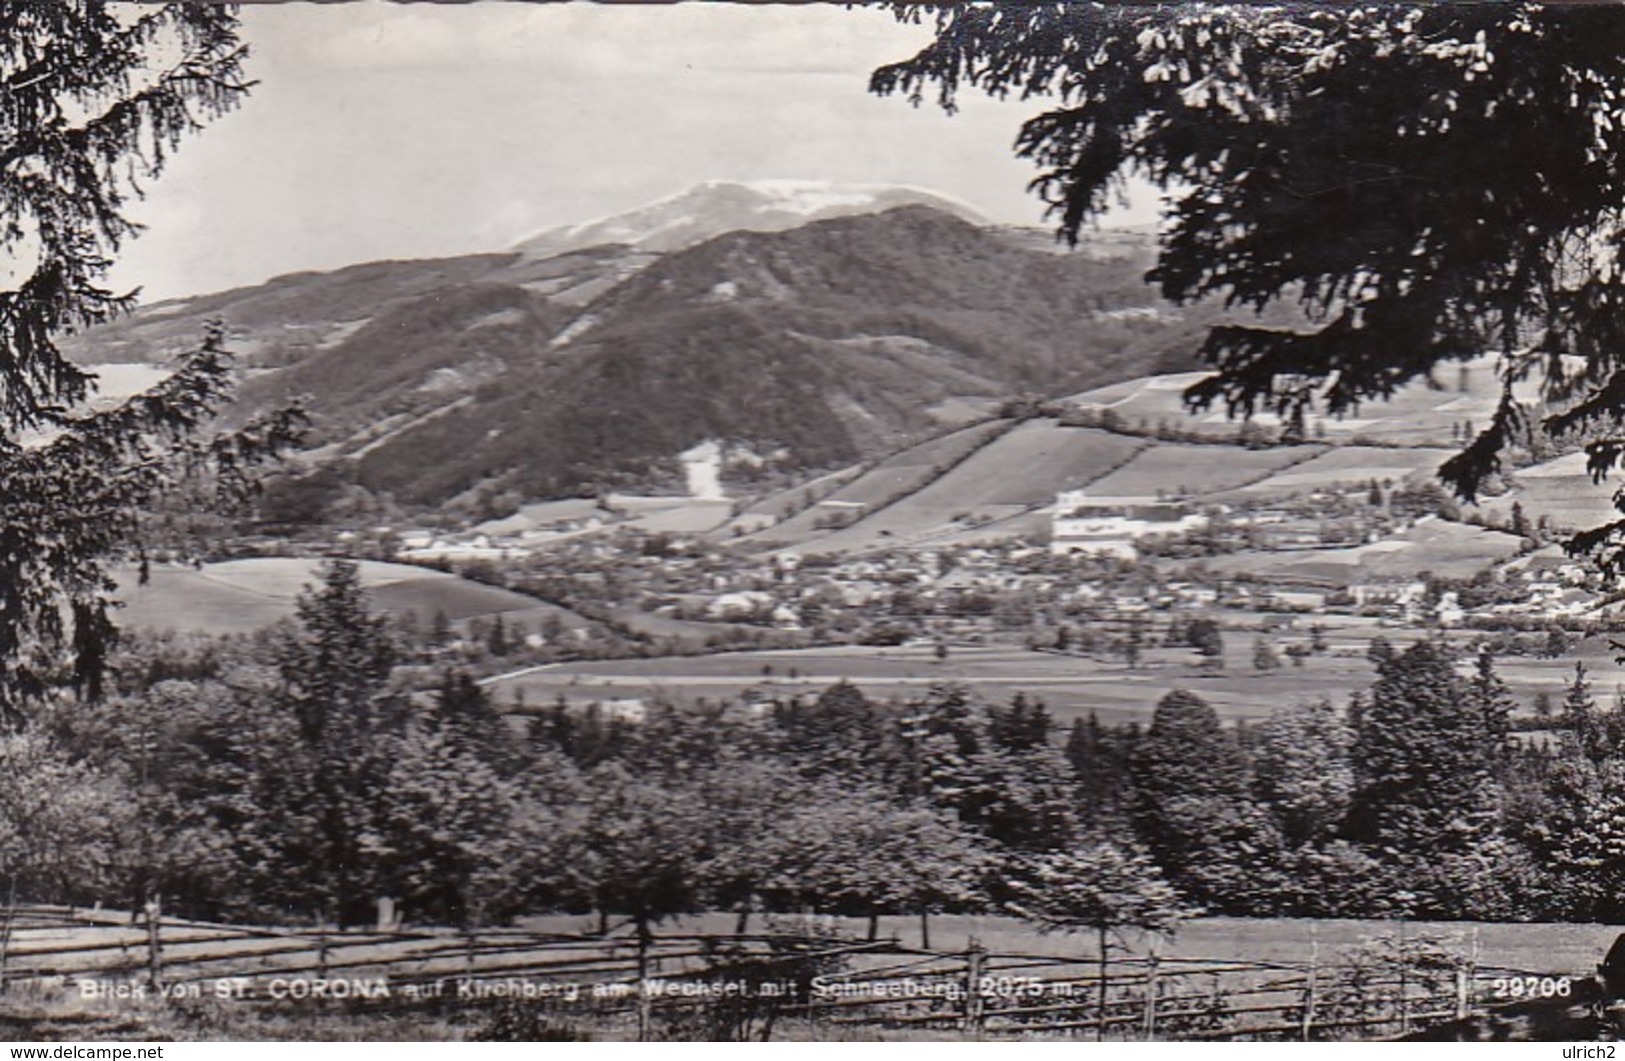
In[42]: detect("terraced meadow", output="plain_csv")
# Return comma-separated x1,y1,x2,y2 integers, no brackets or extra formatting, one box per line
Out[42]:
750,419,1462,559
741,419,1016,548
1080,440,1324,500
1223,445,1453,500
729,350,1593,573
781,421,1148,553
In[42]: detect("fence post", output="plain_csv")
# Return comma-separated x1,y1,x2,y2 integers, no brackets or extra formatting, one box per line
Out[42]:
1396,910,1411,1037
963,936,986,1037
0,884,15,996
1096,926,1109,1042
1464,927,1481,1019
144,894,163,989
1301,927,1319,1042
1142,948,1159,1041
636,920,653,1043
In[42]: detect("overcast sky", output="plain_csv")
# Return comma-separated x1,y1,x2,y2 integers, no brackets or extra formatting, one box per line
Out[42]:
109,2,1156,303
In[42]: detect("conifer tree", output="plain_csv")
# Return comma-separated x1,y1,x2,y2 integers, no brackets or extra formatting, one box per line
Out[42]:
0,4,304,725
1558,661,1624,766
272,560,400,925
1253,698,1355,847
1065,712,1133,830
1130,689,1279,908
1349,641,1500,858
873,5,1625,570
1468,648,1516,764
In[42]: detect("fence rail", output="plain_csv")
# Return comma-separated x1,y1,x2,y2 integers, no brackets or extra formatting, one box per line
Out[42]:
0,905,1585,1041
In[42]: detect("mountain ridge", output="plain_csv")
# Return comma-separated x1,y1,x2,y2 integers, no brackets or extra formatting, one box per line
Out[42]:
63,185,1202,518
512,179,991,260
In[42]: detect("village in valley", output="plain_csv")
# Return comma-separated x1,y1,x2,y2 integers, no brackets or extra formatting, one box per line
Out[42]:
128,351,1623,734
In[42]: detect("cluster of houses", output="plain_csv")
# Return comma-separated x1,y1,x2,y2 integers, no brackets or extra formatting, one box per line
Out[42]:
1047,485,1420,561
342,465,1617,650
396,503,611,563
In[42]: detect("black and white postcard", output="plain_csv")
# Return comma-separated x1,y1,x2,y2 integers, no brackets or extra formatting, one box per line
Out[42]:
4,0,1624,1047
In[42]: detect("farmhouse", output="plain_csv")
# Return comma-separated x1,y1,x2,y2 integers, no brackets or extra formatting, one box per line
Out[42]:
1049,493,1209,558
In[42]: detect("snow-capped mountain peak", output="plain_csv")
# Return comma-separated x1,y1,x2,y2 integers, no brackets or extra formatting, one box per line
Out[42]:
512,179,989,260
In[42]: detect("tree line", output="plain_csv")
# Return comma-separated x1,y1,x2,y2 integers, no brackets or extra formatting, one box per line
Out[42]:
6,561,1624,934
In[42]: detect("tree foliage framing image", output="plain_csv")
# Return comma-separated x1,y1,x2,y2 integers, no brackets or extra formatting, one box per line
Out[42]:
0,3,305,725
875,4,1625,569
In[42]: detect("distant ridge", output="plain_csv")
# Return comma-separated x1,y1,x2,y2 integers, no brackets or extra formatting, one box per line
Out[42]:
512,179,990,259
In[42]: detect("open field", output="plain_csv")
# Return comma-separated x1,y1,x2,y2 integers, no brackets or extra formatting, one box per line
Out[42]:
620,497,734,535
787,422,1147,553
113,557,585,635
731,464,866,520
1202,518,1525,583
472,498,605,535
85,362,175,401
916,421,1149,505
927,507,1057,548
1225,445,1452,498
1080,441,1323,500
1064,353,1541,448
483,643,1377,724
740,420,1013,545
597,911,1611,981
1479,451,1625,533
482,622,1613,724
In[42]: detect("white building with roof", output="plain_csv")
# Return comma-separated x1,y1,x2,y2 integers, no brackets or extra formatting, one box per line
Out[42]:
1049,493,1209,558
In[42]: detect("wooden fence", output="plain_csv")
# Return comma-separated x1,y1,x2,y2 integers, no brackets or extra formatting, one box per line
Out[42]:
0,905,1584,1041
